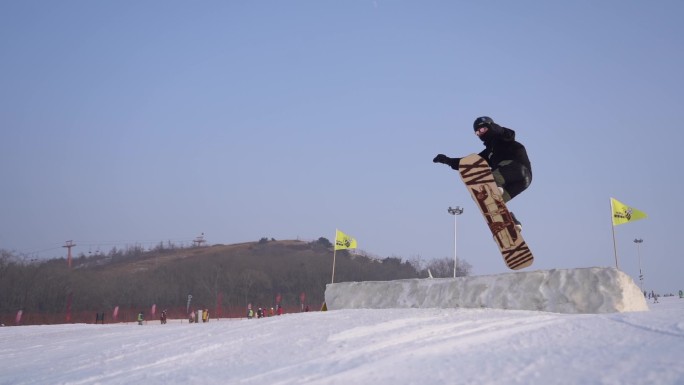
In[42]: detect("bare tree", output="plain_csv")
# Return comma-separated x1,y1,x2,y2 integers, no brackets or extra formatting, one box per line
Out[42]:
424,257,472,278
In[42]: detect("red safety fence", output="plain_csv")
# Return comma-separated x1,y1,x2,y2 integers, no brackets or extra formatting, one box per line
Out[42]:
0,304,316,327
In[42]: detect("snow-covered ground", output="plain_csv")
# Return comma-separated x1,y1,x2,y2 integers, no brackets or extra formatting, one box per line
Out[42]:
1,297,682,385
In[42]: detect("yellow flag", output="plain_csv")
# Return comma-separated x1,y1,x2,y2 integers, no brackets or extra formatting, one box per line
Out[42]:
611,198,647,226
334,229,357,250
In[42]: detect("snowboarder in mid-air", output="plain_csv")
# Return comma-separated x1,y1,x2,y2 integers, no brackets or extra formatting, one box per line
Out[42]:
433,116,532,230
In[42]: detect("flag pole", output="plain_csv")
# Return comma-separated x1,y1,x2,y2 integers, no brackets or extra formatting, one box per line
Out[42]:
331,230,337,284
331,249,337,284
611,222,619,269
610,198,619,269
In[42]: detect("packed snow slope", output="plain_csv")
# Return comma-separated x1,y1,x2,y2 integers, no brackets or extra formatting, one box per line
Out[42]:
1,297,682,385
326,267,648,313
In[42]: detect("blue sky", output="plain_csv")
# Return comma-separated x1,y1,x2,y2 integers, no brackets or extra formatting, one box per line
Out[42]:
1,1,682,293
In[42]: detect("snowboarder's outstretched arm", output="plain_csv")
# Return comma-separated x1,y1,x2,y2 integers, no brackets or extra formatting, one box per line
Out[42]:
433,154,461,170
434,119,516,171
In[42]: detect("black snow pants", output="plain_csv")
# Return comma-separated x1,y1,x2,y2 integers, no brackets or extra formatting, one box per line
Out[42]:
491,160,532,202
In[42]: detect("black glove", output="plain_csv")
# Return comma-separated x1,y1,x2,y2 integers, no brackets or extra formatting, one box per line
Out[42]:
433,154,449,164
433,154,460,170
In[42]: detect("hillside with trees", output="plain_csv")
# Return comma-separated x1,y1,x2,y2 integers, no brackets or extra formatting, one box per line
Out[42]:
0,238,471,325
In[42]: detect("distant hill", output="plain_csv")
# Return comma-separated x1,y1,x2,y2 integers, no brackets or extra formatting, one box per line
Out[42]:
0,238,423,323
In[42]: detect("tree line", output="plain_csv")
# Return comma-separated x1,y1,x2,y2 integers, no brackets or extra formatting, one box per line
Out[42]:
0,238,471,324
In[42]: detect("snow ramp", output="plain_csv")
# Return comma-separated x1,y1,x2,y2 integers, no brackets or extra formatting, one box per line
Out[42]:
325,267,648,314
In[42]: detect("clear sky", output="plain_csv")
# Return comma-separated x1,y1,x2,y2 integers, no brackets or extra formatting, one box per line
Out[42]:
1,1,682,293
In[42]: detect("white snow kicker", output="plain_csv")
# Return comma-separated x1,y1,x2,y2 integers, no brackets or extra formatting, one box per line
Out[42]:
325,267,648,314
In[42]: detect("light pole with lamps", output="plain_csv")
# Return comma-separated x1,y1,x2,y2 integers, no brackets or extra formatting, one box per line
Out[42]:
447,206,464,278
634,238,644,291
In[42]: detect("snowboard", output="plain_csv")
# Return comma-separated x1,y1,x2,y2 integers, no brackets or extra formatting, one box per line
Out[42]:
458,154,534,270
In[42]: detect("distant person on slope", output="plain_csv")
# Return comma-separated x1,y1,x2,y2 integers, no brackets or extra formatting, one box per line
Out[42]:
433,116,532,230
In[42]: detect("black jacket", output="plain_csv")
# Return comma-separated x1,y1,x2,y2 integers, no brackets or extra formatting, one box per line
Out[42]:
478,123,531,172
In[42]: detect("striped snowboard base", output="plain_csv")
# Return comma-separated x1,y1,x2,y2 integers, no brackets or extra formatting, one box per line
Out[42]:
458,154,533,270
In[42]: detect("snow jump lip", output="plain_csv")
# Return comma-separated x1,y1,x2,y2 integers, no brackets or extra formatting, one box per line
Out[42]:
325,267,649,314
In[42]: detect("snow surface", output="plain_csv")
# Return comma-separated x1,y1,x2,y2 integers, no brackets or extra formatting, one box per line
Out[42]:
326,267,649,314
1,297,682,385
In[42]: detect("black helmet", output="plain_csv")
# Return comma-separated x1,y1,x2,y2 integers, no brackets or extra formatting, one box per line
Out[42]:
473,116,494,131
